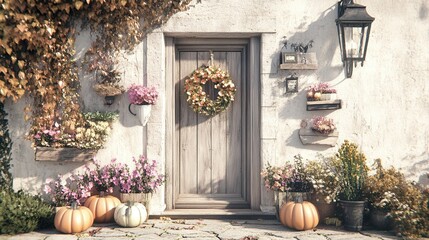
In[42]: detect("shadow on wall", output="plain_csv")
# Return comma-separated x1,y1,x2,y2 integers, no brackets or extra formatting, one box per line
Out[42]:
402,152,429,187
268,4,350,150
420,0,428,20
275,3,345,121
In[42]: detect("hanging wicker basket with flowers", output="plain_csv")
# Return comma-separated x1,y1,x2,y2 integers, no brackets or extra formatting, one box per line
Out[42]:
184,65,236,116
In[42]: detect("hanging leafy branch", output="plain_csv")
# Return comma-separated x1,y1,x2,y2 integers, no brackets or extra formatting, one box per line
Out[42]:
0,102,13,190
0,0,191,148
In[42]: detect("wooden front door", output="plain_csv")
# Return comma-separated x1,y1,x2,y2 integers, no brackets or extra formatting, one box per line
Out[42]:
174,45,248,209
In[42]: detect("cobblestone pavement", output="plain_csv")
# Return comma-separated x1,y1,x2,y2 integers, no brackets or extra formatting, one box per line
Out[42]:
0,219,400,240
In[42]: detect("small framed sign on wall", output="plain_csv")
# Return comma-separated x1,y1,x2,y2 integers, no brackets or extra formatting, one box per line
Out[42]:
282,52,298,64
286,74,298,93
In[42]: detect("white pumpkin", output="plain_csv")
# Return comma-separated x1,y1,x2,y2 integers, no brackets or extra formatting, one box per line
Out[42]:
114,202,147,227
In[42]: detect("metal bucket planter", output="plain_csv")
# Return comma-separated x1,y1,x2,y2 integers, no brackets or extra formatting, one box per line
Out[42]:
340,200,365,231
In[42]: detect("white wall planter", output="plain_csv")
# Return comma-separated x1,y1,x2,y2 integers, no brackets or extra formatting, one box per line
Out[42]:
320,93,337,101
129,104,152,126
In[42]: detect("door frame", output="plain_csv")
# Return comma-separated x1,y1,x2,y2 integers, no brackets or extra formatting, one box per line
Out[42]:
165,37,261,210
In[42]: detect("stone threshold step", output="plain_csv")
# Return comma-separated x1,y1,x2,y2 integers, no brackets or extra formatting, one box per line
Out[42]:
150,209,276,220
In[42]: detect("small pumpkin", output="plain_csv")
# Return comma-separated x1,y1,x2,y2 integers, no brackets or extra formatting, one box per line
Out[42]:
114,201,147,227
279,200,319,231
84,193,121,223
54,202,94,234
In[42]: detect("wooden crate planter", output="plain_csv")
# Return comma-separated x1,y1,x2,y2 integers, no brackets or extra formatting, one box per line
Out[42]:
307,100,342,111
35,147,96,162
299,128,338,147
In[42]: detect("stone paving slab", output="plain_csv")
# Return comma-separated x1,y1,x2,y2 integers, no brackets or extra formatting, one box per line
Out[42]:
0,219,405,240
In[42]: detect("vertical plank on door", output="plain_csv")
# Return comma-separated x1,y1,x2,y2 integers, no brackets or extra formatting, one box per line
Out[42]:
197,52,212,194
226,51,243,194
179,51,198,194
211,51,228,194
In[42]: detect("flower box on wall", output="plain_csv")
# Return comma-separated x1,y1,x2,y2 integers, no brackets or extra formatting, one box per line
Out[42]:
35,147,96,162
298,128,338,147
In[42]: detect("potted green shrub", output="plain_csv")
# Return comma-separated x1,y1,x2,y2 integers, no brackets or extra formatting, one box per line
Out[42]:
333,140,368,231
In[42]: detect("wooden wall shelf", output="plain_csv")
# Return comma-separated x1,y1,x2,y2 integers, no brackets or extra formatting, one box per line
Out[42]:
35,147,96,162
280,52,318,70
299,128,338,147
280,63,318,70
306,100,342,111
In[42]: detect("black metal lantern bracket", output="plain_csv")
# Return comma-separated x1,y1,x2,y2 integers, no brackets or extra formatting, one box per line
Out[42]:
336,0,375,78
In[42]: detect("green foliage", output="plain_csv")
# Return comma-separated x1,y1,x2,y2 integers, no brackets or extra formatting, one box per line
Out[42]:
0,190,54,235
334,140,368,201
83,111,119,122
0,102,12,191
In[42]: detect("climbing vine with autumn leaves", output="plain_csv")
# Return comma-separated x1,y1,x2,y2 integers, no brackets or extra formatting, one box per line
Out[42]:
0,0,191,146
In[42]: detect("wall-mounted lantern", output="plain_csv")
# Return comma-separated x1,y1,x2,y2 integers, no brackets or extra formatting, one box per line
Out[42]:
285,73,298,93
336,0,375,78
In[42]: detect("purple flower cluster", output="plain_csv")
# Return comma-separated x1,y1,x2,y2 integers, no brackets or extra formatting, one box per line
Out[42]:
127,84,159,105
83,158,125,194
118,156,165,194
44,174,92,206
44,156,165,206
33,122,62,147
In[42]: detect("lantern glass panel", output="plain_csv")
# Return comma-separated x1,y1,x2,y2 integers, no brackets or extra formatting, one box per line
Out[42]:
342,25,370,61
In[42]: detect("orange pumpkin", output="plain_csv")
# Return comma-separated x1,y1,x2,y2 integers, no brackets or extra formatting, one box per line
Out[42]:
84,193,121,223
54,202,94,234
279,200,319,231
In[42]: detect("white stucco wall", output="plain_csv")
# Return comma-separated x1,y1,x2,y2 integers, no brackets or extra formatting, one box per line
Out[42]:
6,0,429,213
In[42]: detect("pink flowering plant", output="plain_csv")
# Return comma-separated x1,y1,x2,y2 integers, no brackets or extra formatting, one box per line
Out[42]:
306,82,337,100
127,84,159,105
33,122,62,147
118,155,165,193
261,155,311,192
261,162,293,192
83,159,125,194
307,82,329,93
44,173,92,206
311,115,336,134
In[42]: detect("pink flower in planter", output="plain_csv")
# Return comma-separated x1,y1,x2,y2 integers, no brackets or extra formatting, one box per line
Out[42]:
127,84,159,105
